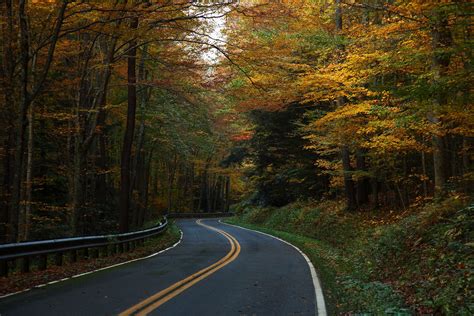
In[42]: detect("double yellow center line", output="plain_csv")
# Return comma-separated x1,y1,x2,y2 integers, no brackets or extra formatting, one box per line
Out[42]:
119,219,241,316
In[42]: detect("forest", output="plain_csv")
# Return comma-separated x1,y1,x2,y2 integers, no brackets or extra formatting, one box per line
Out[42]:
0,0,472,314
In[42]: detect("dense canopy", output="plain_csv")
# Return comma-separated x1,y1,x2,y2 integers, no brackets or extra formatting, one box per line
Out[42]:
0,0,472,313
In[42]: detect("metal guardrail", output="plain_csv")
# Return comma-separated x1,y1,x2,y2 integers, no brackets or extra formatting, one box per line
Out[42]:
0,218,168,277
167,212,234,218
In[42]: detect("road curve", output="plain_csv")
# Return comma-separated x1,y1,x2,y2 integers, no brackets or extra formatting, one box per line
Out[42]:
0,219,318,315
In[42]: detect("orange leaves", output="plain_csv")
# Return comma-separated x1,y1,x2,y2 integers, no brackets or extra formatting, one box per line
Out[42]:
439,104,474,137
231,131,253,142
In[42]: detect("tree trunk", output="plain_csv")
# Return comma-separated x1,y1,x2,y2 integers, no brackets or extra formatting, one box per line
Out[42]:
341,146,356,210
166,154,177,214
402,156,409,207
152,162,158,197
421,151,429,197
72,139,84,235
198,163,210,212
334,3,356,211
449,135,457,179
212,175,219,212
21,102,34,241
206,172,212,213
432,129,446,197
119,16,139,233
131,44,149,225
462,137,472,193
356,149,369,207
371,177,379,207
10,0,30,242
0,0,15,242
96,129,108,204
0,133,13,242
138,150,152,227
335,0,343,31
430,10,452,197
189,163,195,211
224,176,230,213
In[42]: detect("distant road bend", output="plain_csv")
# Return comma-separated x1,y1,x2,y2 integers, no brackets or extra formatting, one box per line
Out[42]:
0,219,325,315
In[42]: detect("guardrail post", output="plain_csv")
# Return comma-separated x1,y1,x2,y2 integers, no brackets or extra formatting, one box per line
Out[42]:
55,252,63,266
91,248,99,258
70,250,77,263
83,248,89,259
101,245,108,257
0,260,7,277
109,244,116,255
20,257,30,273
117,243,123,253
38,255,47,270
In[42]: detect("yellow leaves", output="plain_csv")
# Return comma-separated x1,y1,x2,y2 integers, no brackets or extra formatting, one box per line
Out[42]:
362,134,421,155
315,159,342,178
358,120,396,137
311,102,372,128
304,97,429,160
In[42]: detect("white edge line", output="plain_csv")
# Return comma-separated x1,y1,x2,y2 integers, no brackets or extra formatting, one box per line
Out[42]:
0,230,184,300
220,220,327,316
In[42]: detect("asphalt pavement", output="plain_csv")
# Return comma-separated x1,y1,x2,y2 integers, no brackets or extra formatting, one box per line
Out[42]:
0,219,317,315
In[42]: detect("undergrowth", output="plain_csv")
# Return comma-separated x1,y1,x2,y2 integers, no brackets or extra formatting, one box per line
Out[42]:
227,196,473,315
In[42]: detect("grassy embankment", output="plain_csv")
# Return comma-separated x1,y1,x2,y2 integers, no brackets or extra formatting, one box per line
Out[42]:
226,197,473,315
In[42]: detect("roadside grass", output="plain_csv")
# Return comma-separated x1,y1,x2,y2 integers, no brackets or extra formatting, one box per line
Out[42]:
0,222,181,296
225,197,473,315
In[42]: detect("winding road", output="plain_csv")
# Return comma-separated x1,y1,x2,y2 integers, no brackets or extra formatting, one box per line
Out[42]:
0,219,323,315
